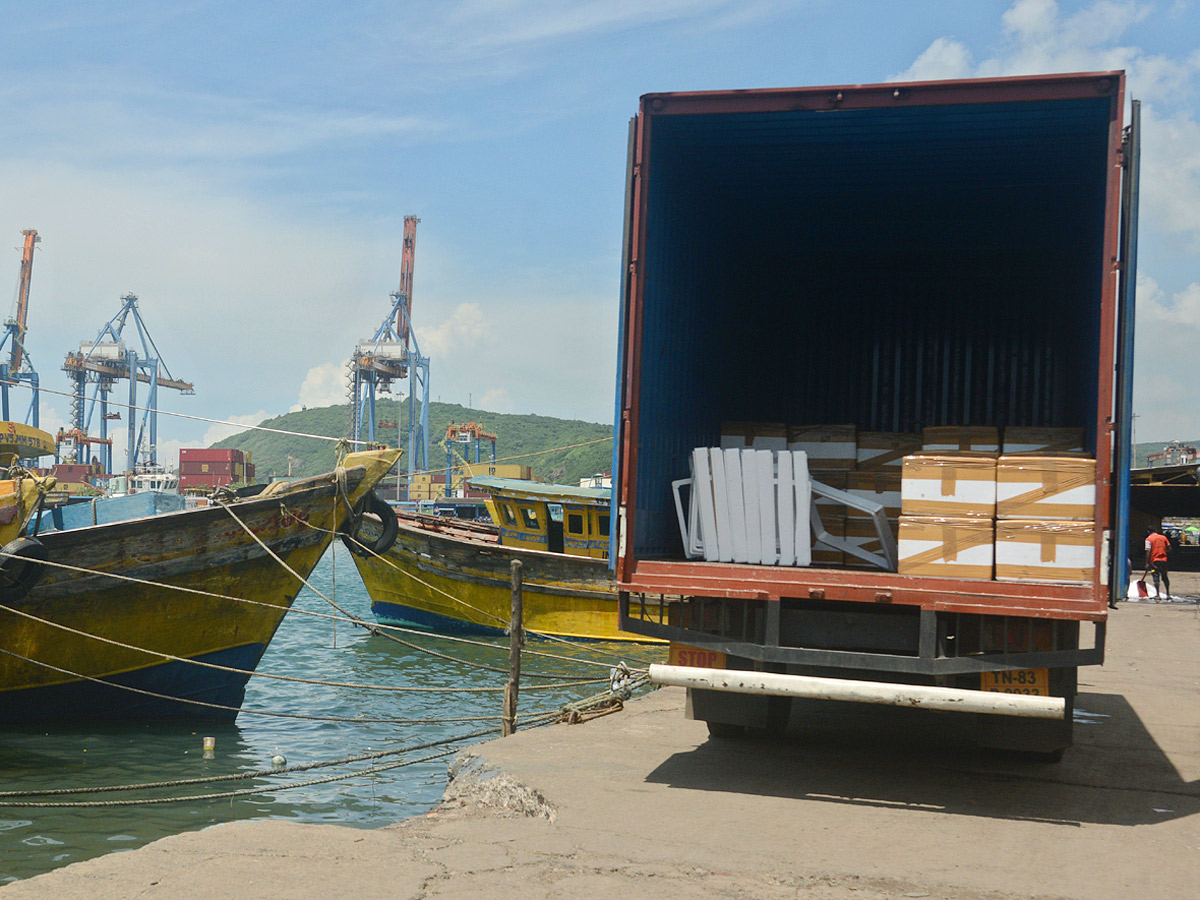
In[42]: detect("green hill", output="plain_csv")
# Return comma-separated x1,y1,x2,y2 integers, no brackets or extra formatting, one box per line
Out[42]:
211,400,613,487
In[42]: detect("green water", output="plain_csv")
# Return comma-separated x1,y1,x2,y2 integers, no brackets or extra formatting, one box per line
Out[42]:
0,547,661,883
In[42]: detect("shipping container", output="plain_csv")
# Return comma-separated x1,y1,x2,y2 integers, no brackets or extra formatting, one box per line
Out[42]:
613,72,1141,756
179,449,247,464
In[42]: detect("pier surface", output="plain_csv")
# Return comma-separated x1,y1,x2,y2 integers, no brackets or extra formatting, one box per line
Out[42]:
4,600,1198,900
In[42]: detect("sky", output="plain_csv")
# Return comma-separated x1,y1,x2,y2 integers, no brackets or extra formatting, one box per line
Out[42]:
2,0,1199,468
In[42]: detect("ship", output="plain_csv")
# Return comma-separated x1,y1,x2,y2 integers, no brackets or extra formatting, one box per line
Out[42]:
0,440,401,722
347,476,662,642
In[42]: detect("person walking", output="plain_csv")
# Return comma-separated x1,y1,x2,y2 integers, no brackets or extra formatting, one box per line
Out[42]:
1144,526,1172,601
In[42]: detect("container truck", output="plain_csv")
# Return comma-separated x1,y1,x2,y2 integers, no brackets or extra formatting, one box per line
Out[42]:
613,72,1140,757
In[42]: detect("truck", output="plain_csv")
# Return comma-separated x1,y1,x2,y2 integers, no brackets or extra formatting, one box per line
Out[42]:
612,72,1140,757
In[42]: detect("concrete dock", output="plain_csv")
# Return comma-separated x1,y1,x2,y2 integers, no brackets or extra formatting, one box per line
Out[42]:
3,600,1198,899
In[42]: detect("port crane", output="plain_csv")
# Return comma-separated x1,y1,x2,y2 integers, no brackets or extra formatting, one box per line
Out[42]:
442,422,497,498
347,214,431,489
0,230,42,429
63,293,194,472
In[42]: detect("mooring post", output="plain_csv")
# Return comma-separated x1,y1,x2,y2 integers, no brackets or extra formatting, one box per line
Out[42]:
503,559,524,736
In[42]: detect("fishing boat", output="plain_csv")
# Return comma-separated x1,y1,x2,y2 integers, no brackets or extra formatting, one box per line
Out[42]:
348,476,661,641
0,443,401,722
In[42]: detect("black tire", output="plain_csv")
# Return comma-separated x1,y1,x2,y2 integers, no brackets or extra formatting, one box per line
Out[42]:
706,720,746,739
0,537,48,601
340,491,399,558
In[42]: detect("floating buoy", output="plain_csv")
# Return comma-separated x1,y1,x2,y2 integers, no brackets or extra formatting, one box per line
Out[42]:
271,754,287,768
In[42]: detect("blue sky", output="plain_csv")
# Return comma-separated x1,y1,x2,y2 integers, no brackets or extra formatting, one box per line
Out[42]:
2,0,1199,467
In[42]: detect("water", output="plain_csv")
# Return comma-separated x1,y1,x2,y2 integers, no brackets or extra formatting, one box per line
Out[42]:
0,547,662,884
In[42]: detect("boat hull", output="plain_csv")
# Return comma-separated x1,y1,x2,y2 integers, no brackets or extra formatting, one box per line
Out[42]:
353,515,661,642
0,451,398,722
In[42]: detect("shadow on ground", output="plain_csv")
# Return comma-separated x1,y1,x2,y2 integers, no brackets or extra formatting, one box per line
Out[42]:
645,692,1199,828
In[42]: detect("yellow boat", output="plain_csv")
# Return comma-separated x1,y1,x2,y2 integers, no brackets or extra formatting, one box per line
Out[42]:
0,446,400,722
348,476,661,642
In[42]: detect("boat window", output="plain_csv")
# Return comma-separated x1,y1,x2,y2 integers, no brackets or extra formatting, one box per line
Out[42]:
548,503,563,522
598,514,610,536
520,506,539,529
567,513,585,534
502,503,518,526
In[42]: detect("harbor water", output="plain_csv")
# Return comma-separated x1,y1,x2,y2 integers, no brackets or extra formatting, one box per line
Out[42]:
0,547,661,884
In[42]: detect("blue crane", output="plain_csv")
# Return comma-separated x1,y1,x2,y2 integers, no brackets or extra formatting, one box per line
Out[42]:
348,215,430,489
63,293,194,472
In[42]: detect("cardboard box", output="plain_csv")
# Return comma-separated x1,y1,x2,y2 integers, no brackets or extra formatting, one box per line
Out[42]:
898,515,994,580
995,519,1094,584
996,455,1095,521
856,432,922,470
811,513,844,566
921,425,1000,453
787,424,857,472
844,515,899,568
901,452,997,518
1002,426,1086,454
720,421,789,451
847,470,902,519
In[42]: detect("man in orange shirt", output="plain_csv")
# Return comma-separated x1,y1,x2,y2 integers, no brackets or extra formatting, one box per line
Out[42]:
1144,527,1172,601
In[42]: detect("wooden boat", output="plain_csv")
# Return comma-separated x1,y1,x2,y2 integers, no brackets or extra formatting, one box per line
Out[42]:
0,447,400,722
349,476,661,642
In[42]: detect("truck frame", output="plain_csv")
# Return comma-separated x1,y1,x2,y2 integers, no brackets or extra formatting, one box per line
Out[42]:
612,72,1140,756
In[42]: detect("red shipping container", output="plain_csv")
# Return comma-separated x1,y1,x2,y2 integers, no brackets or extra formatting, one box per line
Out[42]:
180,449,245,463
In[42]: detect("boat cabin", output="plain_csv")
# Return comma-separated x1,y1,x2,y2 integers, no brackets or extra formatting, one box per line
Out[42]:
468,476,611,559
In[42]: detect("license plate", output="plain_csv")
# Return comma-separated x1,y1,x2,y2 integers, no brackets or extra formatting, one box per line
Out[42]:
981,668,1049,696
668,642,726,669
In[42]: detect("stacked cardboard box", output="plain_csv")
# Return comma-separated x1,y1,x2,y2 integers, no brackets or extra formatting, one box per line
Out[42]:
898,452,998,581
994,454,1096,584
1001,427,1085,454
789,425,857,565
922,425,1000,454
720,421,789,451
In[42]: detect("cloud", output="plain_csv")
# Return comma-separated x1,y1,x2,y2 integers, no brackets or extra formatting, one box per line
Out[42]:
900,38,974,82
292,362,350,412
479,387,513,412
201,411,271,447
1142,277,1200,327
415,303,490,358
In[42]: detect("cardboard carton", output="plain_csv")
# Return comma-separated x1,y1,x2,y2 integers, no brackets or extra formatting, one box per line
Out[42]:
898,515,994,580
996,455,1095,521
720,421,789,451
1001,426,1086,454
995,519,1094,584
787,424,857,472
856,432,922,470
922,425,1000,453
901,452,997,518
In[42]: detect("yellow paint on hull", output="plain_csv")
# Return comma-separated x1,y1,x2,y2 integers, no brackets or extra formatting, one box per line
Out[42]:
353,519,663,643
0,449,400,709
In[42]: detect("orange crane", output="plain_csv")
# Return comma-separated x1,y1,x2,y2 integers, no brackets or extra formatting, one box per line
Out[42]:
443,422,497,497
0,229,42,427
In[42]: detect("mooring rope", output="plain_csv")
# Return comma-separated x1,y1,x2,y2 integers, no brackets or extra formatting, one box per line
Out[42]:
0,647,514,725
0,727,498,799
0,548,620,681
0,602,605,694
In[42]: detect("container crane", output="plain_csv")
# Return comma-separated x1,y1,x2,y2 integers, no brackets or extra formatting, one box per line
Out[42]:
0,230,42,429
348,215,430,490
62,293,194,472
443,422,497,498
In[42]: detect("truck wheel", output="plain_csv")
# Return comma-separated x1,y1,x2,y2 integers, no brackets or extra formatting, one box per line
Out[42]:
706,720,746,739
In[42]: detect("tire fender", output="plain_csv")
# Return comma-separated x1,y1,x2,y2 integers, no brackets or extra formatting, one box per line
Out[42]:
0,536,48,601
340,491,399,558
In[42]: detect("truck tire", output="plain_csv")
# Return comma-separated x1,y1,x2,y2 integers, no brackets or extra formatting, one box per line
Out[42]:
706,720,746,739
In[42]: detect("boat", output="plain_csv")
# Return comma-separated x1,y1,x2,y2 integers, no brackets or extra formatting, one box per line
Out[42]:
0,444,401,722
347,475,662,642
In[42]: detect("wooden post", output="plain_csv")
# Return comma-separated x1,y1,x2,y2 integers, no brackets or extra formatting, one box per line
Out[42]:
503,559,524,736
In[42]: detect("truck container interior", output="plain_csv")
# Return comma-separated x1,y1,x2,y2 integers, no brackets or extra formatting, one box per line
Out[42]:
631,95,1116,560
